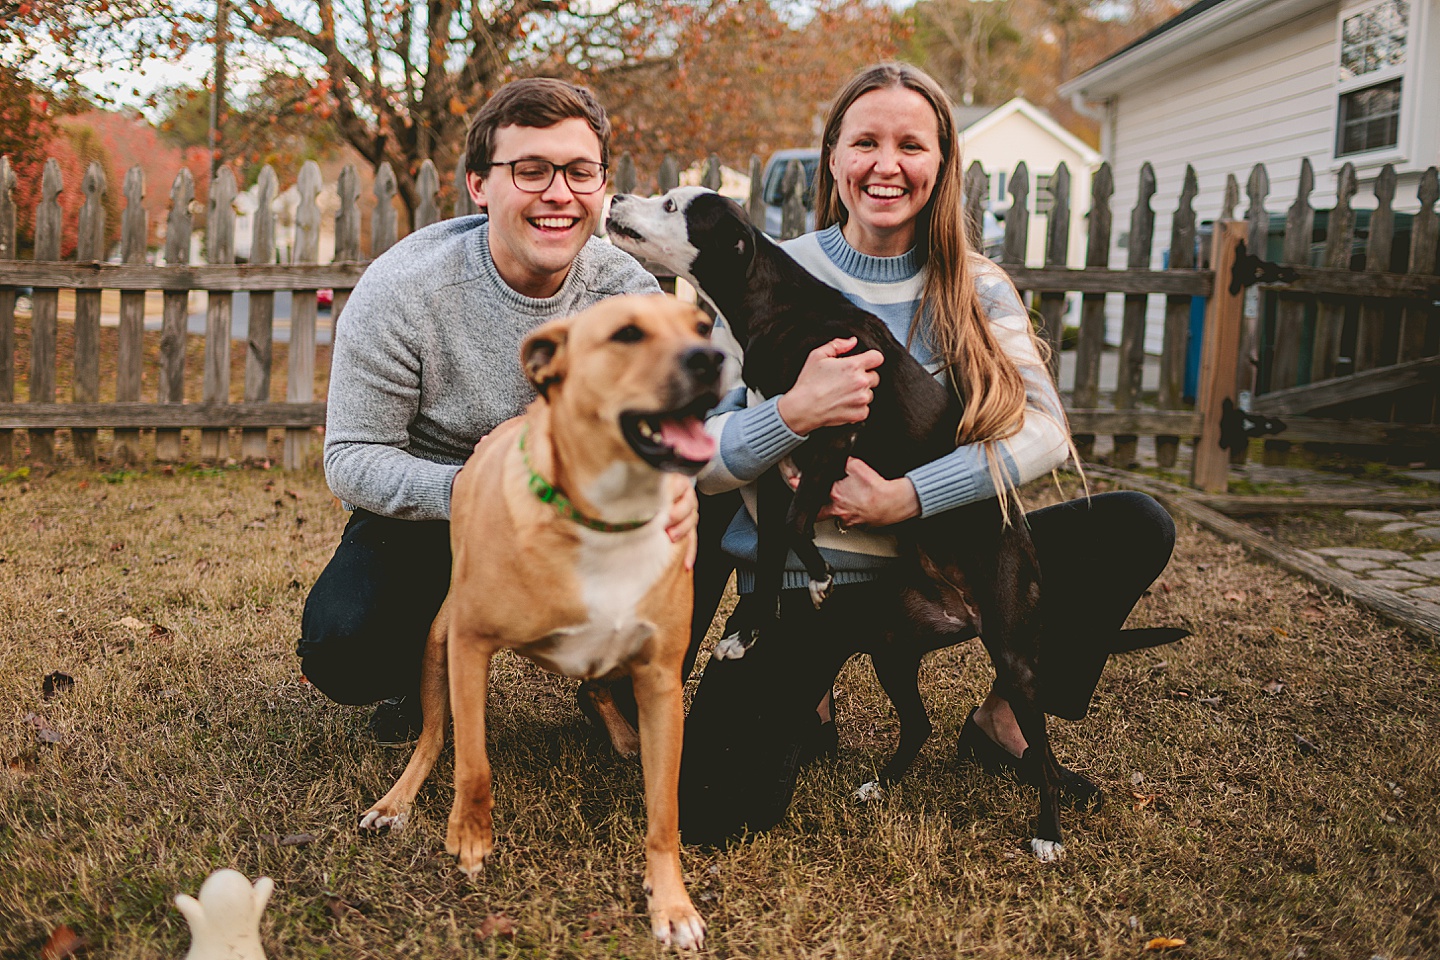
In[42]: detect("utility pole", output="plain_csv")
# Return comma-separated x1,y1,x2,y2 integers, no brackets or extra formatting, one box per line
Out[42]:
208,0,229,184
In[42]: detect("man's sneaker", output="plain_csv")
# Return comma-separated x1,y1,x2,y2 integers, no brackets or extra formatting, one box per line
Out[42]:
369,695,422,746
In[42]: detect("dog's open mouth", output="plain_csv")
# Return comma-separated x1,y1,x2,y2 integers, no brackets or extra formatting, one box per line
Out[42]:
620,392,719,474
606,218,643,242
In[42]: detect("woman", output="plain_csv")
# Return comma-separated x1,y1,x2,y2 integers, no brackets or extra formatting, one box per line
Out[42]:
678,62,1183,843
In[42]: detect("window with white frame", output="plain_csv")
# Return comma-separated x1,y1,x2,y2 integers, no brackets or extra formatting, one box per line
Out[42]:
1335,0,1409,157
1035,173,1055,216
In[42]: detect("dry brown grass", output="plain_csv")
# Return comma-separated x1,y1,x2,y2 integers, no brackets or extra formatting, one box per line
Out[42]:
2,468,1438,959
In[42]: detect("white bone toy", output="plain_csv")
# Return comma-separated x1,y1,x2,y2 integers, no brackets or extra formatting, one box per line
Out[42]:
174,869,274,960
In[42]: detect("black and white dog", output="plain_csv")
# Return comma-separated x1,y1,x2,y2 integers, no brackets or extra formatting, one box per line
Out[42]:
607,187,1068,860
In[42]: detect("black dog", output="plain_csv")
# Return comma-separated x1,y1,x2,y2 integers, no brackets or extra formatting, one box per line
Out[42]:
608,187,1070,860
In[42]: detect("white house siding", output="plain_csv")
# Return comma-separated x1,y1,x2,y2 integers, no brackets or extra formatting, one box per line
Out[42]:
1104,3,1341,353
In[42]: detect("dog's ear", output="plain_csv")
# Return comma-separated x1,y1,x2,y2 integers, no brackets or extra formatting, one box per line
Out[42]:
521,318,570,398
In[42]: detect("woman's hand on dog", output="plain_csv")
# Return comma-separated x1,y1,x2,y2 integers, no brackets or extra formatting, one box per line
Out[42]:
787,457,921,530
665,478,700,570
776,337,883,436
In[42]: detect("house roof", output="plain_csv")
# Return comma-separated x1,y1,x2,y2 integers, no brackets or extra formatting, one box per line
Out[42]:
957,98,1102,165
1060,0,1334,99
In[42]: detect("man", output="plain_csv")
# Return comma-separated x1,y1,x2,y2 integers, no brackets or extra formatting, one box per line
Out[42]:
299,78,692,742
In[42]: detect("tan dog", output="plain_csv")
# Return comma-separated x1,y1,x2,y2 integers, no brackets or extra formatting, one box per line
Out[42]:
359,294,722,950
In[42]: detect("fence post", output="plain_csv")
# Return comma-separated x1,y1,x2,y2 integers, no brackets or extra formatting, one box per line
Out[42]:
29,158,63,463
201,166,237,460
372,162,398,258
285,161,322,470
453,151,478,219
1113,162,1155,467
241,165,278,461
614,154,636,196
1263,159,1315,464
1072,162,1112,461
155,170,193,461
702,154,722,192
747,155,764,226
1038,162,1070,384
1191,220,1247,492
1355,164,1396,374
0,156,14,464
414,159,440,231
332,162,361,324
1157,164,1197,468
1000,161,1029,267
1311,163,1357,382
780,160,805,240
1396,167,1438,427
658,156,679,195
72,162,107,463
963,161,987,253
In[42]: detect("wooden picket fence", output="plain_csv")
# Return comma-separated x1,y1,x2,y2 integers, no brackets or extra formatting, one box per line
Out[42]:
0,148,1437,486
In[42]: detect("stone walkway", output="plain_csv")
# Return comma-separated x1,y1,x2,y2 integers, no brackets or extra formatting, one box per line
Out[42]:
1302,510,1440,616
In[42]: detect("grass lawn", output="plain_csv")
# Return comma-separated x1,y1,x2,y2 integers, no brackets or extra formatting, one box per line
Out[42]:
2,467,1437,958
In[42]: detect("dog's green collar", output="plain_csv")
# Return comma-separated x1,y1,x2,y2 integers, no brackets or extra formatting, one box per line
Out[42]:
519,425,655,533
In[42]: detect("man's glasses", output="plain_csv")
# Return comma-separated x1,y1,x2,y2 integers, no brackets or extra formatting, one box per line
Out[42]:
491,159,608,195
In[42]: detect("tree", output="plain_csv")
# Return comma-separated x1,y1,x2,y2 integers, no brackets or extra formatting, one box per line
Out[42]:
908,0,1023,109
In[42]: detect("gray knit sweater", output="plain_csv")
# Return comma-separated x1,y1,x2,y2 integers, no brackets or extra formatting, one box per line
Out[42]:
323,216,661,521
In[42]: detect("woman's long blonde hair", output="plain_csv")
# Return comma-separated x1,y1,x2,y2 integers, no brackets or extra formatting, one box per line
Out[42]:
814,62,1069,501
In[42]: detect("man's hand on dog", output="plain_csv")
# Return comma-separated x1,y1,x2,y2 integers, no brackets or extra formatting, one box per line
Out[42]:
665,478,699,571
784,457,921,530
776,337,883,436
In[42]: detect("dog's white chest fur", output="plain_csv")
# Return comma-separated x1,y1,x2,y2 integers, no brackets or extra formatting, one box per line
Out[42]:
524,522,674,679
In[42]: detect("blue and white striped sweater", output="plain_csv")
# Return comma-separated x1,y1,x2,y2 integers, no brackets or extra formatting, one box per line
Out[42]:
696,224,1069,591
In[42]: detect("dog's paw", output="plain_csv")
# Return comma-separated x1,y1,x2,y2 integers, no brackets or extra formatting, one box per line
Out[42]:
358,805,409,832
808,575,834,609
650,903,706,951
713,634,749,660
1030,838,1065,862
446,816,494,876
853,780,883,802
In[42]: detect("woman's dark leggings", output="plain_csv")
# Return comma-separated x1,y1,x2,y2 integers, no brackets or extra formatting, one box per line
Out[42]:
678,490,1180,842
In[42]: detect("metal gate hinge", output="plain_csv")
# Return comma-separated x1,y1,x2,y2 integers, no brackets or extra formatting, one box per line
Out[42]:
1230,240,1298,294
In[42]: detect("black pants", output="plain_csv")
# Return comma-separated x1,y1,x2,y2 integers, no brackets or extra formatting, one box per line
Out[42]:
298,509,452,705
678,490,1179,843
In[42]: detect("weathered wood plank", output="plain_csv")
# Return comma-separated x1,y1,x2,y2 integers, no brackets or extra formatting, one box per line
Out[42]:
1064,409,1199,435
1001,162,1029,266
747,155,764,226
1250,355,1439,416
1072,162,1112,460
0,261,369,290
1311,163,1358,382
0,155,14,462
1114,162,1156,466
1355,163,1397,372
156,169,194,461
1230,163,1270,466
453,151,477,218
414,159,440,230
702,155,722,191
1221,174,1240,221
1037,162,1070,383
372,162,398,258
614,154,637,196
111,166,148,466
1064,409,1439,446
1394,167,1439,427
242,165,278,460
71,161,107,462
0,401,326,429
780,160,805,240
1191,221,1247,492
963,161,987,252
658,156,679,194
1157,165,1198,467
331,162,361,324
29,158,63,462
286,160,322,470
201,166,237,460
1263,160,1314,464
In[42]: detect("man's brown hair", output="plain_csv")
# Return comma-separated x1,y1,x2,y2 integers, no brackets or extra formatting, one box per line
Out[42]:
465,78,611,176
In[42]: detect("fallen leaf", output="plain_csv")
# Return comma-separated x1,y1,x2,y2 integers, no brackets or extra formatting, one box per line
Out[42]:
478,913,517,940
325,896,358,920
278,832,316,846
1294,733,1320,756
109,616,148,631
285,488,303,500
1144,937,1186,951
24,713,63,744
1262,679,1285,696
1271,626,1288,638
1132,792,1159,811
40,925,88,960
1198,696,1223,706
148,624,173,641
1223,590,1247,602
42,672,74,700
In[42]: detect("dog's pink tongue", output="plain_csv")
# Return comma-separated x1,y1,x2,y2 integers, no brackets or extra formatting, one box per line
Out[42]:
659,416,716,462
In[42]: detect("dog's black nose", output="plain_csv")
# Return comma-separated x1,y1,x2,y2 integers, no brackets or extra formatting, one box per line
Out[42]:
683,346,725,386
